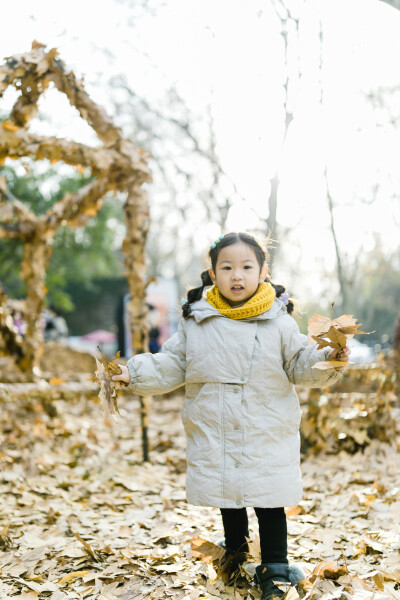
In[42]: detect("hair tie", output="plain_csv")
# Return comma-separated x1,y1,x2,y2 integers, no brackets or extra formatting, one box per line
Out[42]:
210,235,224,250
280,292,290,306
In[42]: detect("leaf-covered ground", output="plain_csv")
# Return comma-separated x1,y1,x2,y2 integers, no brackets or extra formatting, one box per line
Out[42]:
0,390,399,600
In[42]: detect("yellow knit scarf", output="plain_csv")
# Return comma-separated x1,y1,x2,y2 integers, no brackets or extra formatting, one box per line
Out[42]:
206,282,276,320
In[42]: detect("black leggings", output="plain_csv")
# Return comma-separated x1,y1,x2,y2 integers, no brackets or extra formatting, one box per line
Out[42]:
220,507,288,564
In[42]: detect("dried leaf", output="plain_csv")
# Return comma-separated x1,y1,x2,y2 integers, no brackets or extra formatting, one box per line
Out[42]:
309,312,372,371
1,120,19,131
49,376,66,385
190,538,225,564
95,357,120,422
313,360,352,370
58,570,92,585
310,560,348,581
325,325,347,348
311,336,334,350
372,572,385,590
72,531,102,562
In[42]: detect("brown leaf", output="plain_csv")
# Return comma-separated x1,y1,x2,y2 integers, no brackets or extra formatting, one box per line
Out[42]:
95,358,120,422
325,325,347,349
190,537,225,564
372,572,385,590
310,560,348,582
311,335,334,350
338,325,368,335
72,531,102,562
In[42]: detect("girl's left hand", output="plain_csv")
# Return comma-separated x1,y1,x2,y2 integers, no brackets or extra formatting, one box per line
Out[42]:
329,346,351,370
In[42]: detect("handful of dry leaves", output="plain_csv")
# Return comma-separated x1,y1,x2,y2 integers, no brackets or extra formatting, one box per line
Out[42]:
308,305,371,370
94,349,127,421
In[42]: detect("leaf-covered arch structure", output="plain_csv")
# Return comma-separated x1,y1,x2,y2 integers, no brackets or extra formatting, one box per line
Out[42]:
0,42,152,377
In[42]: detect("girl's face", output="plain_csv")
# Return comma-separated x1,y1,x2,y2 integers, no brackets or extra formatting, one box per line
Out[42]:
209,242,268,307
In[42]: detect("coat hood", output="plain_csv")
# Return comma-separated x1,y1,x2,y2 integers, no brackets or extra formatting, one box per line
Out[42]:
188,297,288,323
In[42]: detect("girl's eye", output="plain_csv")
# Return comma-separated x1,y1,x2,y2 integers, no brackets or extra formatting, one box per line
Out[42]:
244,265,253,269
222,266,231,270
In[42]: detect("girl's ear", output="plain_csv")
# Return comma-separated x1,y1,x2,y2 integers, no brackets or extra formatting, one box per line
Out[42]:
208,268,216,284
259,265,268,283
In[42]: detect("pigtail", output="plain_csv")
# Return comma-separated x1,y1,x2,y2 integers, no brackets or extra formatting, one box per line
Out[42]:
182,270,213,318
270,282,294,315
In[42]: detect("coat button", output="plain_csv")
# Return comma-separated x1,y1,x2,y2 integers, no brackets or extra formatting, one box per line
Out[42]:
240,377,245,382
236,500,241,505
234,389,239,394
234,425,239,430
235,462,240,468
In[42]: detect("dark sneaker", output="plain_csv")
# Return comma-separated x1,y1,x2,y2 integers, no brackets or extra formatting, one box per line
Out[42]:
255,563,291,600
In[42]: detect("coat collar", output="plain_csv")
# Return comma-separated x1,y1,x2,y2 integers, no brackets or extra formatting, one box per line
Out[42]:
189,298,287,323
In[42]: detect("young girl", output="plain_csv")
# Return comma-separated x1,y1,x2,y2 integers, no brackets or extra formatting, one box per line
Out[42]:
113,232,350,600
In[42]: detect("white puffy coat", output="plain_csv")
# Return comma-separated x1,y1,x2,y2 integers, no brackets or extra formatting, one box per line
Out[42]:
127,299,341,508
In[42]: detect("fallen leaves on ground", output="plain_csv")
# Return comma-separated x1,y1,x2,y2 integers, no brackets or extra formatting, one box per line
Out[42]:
301,363,400,454
0,388,399,599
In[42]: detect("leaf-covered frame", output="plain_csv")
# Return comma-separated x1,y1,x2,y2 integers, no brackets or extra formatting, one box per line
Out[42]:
0,42,152,375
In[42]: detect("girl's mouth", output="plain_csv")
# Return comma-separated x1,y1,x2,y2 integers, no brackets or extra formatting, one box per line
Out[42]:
231,286,244,293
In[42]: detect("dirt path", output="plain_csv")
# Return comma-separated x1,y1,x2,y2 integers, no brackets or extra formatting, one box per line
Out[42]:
0,391,399,599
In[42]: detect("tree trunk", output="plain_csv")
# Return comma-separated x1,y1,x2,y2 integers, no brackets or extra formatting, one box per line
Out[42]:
325,168,348,310
379,0,400,9
0,283,24,364
19,234,54,376
123,186,151,462
267,174,279,267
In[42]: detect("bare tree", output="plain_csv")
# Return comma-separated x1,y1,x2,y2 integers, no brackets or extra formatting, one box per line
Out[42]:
109,78,269,292
264,0,303,267
379,0,400,9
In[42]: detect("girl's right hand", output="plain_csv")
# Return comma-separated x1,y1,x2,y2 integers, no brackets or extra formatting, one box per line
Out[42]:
112,365,130,384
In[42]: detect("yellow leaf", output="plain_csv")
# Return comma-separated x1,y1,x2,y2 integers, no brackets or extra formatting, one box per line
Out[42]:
58,570,92,585
313,360,352,370
1,120,19,132
31,40,47,49
49,376,66,385
83,206,98,217
285,505,306,517
373,573,384,590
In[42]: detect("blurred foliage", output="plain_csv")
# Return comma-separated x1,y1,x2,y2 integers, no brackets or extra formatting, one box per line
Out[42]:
296,238,400,347
0,164,124,311
352,239,400,345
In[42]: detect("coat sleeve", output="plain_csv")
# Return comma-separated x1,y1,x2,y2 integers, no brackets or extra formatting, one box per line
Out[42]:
281,315,342,388
126,319,186,396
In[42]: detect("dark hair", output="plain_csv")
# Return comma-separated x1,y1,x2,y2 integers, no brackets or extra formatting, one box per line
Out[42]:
182,232,294,317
